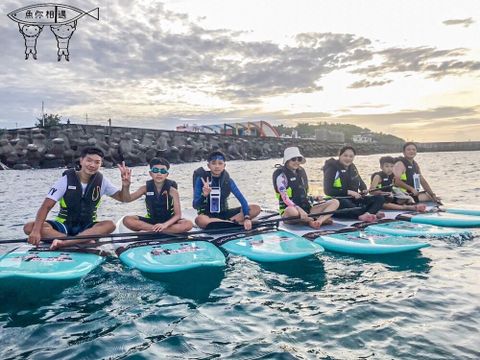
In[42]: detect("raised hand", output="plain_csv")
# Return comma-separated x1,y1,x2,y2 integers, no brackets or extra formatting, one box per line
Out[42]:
117,161,132,187
201,177,211,197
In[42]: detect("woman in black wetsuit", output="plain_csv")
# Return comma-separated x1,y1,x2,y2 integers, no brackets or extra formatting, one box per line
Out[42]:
323,146,385,222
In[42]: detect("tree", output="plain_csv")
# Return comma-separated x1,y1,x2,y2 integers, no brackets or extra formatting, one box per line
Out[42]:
35,113,62,128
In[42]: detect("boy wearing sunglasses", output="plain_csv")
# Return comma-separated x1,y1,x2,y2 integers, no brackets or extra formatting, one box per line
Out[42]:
193,151,261,230
123,158,193,233
273,147,339,229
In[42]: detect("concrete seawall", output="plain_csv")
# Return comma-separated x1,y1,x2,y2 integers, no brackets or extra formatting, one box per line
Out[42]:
1,124,475,170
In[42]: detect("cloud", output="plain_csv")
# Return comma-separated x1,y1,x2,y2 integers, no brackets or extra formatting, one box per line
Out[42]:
348,79,393,88
443,18,475,27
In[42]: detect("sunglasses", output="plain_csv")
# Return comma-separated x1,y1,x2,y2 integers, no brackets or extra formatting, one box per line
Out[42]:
150,168,169,174
290,157,304,162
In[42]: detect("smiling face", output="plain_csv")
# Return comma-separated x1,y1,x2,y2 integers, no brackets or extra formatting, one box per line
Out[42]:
339,149,355,167
285,157,303,171
403,144,417,160
51,24,75,38
23,25,41,36
149,164,169,183
381,162,394,175
79,154,102,176
207,159,226,177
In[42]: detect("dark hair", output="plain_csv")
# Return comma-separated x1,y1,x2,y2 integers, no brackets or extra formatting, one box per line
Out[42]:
207,150,226,162
80,147,104,158
339,145,356,156
379,156,395,166
149,157,170,169
402,142,417,151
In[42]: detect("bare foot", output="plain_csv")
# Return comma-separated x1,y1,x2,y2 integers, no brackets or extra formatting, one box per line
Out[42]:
308,220,322,229
50,239,63,250
358,213,377,223
376,212,385,219
415,204,427,212
322,218,333,225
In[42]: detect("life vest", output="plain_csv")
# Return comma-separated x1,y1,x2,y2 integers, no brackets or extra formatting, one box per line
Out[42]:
55,169,103,227
397,156,421,191
193,167,231,214
325,159,363,194
145,179,177,222
272,165,311,214
370,171,394,191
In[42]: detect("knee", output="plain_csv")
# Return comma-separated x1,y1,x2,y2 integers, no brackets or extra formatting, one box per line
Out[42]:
183,220,194,231
330,199,340,208
123,216,134,227
249,204,261,217
103,220,116,233
23,221,34,235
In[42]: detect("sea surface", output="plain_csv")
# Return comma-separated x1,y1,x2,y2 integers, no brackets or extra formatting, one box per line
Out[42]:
0,151,479,359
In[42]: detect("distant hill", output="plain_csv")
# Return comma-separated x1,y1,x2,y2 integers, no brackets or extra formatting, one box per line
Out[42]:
273,122,405,144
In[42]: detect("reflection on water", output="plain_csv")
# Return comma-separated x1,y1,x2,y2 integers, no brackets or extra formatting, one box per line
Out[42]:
0,151,480,359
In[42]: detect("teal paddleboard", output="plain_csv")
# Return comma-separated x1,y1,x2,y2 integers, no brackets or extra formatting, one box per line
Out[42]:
409,212,480,227
445,208,480,217
116,240,226,273
365,221,470,237
215,230,324,262
0,247,104,280
313,231,429,255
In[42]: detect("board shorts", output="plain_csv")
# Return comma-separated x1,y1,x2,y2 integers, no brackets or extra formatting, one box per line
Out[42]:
137,215,174,224
47,220,96,236
203,207,242,220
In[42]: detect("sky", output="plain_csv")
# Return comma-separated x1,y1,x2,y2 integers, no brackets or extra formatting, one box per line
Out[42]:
0,0,479,142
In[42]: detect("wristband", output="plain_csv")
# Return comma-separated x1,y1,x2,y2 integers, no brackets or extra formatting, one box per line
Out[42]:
244,215,251,220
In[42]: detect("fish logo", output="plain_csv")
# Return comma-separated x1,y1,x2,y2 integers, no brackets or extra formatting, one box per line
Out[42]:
7,3,99,61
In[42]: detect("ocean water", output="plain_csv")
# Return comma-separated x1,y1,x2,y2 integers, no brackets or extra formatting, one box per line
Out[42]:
0,151,479,359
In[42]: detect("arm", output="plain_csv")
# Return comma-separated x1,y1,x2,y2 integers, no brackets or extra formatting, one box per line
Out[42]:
28,198,57,245
275,172,297,208
162,187,182,228
229,179,250,216
123,185,146,203
192,177,206,209
369,174,382,192
418,167,438,199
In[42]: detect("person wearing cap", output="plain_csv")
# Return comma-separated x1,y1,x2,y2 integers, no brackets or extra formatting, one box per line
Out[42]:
272,147,340,229
122,157,193,233
323,145,385,222
193,150,261,230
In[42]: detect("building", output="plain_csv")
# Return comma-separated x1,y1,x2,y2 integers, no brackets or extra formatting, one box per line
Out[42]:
176,120,280,138
352,132,376,144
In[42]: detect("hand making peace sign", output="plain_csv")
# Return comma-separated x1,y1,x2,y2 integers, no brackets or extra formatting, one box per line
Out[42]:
201,177,211,197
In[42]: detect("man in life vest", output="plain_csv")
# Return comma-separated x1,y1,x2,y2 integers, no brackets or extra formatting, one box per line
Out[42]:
23,147,132,250
122,157,193,233
273,147,339,228
192,150,261,230
393,142,440,203
370,156,426,212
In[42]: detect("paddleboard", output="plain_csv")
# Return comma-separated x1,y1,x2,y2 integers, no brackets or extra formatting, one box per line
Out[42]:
308,230,429,255
213,229,324,262
115,239,226,273
0,245,104,280
401,212,480,228
444,208,480,217
114,216,226,273
365,221,471,238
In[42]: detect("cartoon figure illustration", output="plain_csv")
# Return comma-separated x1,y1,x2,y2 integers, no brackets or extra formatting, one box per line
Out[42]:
50,21,76,61
18,23,43,60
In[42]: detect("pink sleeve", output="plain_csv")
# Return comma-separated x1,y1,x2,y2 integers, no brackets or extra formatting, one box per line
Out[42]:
276,172,296,208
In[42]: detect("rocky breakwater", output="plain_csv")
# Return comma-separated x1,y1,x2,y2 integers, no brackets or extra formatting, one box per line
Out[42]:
1,124,400,170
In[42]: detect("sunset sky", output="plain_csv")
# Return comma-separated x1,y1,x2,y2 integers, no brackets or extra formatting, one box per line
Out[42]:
1,0,479,141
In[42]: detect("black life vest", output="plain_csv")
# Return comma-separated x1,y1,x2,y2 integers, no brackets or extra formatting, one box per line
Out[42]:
55,169,103,227
370,171,394,191
145,179,177,222
397,156,420,188
326,159,364,193
272,165,311,214
193,167,231,214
